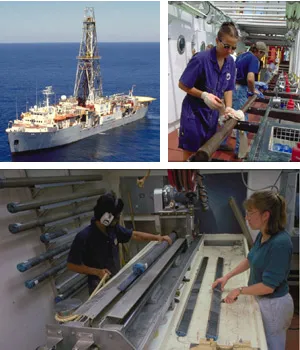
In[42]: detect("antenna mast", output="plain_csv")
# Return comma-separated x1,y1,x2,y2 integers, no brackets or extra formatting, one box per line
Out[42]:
73,7,103,106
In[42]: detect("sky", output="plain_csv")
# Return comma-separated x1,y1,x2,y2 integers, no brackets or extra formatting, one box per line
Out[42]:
0,1,160,43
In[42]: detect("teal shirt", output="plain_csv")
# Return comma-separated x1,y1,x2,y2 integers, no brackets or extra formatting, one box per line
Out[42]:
247,230,292,298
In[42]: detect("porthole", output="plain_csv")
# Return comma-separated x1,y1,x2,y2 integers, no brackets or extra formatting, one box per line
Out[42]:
177,35,186,55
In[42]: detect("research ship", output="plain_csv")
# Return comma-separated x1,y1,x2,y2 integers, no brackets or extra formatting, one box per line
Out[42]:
6,8,155,154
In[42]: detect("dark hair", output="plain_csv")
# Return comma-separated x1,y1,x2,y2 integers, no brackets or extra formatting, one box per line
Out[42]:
94,191,124,220
217,21,239,40
243,190,287,235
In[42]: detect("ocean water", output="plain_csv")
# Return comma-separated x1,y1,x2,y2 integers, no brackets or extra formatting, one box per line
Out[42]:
0,42,160,162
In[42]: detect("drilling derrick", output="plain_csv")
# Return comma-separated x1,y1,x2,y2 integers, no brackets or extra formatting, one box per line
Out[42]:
74,7,103,106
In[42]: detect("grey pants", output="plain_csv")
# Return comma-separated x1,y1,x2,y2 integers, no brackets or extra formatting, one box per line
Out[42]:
256,293,294,350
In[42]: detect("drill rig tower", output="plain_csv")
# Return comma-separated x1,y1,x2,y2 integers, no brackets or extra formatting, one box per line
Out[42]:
74,7,103,105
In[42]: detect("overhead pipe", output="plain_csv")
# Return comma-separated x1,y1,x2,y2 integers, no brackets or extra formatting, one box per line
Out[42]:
17,242,72,272
25,261,67,289
0,174,103,189
7,188,106,213
235,21,286,26
9,206,94,234
40,224,87,243
189,95,257,162
172,2,207,19
55,278,88,303
228,13,285,18
217,7,285,12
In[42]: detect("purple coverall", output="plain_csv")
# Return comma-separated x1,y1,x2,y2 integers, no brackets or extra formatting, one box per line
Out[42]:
178,47,236,152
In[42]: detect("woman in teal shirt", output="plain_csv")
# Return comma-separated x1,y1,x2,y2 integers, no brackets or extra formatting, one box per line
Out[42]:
212,190,294,350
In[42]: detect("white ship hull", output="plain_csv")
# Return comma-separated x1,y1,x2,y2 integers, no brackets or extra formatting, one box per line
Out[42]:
7,106,148,153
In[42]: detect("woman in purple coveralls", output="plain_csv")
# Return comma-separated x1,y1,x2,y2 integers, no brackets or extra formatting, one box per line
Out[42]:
178,22,238,161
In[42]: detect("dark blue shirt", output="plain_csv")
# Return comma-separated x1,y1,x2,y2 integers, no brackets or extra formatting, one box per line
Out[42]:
236,51,260,85
247,230,292,298
67,219,132,289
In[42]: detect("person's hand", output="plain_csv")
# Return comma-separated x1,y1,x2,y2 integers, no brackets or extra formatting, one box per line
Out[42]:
224,107,235,117
137,178,145,188
223,288,240,304
93,268,111,279
224,108,244,121
212,275,229,291
201,92,223,110
159,235,172,245
248,89,264,98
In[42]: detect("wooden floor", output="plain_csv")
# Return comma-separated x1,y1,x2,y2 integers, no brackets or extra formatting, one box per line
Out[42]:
286,313,299,350
168,101,266,162
286,285,299,350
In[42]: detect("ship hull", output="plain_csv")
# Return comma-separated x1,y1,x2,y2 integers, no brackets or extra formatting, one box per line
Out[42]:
7,106,148,154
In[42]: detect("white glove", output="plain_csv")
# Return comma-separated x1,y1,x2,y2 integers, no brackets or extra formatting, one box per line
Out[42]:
201,92,223,110
218,115,227,126
225,108,245,121
219,107,234,126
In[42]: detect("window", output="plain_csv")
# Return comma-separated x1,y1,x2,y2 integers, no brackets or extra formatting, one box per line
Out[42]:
177,35,186,55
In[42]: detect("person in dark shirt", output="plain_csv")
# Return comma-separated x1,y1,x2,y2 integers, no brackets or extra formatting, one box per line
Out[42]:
212,190,294,350
220,41,267,158
67,192,172,295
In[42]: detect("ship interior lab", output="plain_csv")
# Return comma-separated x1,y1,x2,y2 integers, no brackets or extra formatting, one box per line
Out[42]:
168,1,300,162
0,169,299,350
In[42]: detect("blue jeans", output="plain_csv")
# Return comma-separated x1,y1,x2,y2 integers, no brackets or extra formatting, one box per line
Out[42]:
221,84,248,155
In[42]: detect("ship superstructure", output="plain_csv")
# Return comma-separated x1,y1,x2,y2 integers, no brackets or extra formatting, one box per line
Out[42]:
6,7,155,154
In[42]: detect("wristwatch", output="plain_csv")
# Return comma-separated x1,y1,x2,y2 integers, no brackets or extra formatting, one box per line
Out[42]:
238,287,244,295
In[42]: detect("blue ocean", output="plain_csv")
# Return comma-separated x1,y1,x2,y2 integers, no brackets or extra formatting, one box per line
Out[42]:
0,42,160,162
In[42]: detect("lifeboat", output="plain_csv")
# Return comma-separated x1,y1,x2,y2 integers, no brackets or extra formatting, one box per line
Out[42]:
54,114,77,122
54,115,66,122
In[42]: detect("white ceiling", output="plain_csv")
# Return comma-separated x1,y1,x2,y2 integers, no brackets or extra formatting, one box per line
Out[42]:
211,1,288,46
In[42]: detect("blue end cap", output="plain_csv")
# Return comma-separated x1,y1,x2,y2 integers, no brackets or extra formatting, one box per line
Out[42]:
7,203,18,213
40,233,49,243
17,263,28,272
206,334,218,341
9,223,21,234
25,280,35,289
133,263,146,275
54,296,63,303
176,330,187,337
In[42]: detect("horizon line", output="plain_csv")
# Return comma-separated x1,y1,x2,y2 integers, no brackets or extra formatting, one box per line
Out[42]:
0,41,160,44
